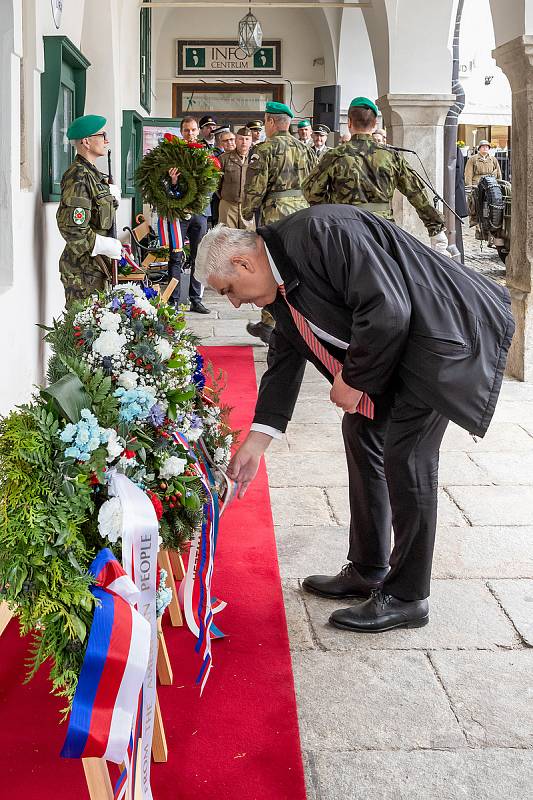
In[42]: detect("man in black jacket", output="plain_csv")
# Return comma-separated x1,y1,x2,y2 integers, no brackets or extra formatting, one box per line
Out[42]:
195,206,514,632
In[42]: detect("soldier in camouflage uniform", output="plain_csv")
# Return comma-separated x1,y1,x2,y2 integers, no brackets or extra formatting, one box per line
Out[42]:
303,97,449,253
242,101,317,343
57,115,122,307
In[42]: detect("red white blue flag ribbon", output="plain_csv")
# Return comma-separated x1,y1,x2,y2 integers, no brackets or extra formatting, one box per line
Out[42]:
173,432,230,693
158,216,183,251
60,548,150,771
108,471,159,800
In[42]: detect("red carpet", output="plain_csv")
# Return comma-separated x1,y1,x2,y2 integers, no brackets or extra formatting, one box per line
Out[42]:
0,345,307,800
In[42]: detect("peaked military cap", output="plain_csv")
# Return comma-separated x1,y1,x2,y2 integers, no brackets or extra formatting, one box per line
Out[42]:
66,114,106,140
213,126,231,137
265,101,294,118
478,140,490,147
199,115,217,128
298,119,312,128
247,120,263,130
349,97,379,116
312,123,330,135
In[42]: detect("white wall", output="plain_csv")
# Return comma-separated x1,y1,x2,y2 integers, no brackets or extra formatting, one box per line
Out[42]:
337,9,378,113
0,0,138,415
153,7,326,121
460,0,511,124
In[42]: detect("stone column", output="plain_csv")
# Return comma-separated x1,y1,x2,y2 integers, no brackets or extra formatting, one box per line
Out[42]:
377,93,455,242
493,35,533,381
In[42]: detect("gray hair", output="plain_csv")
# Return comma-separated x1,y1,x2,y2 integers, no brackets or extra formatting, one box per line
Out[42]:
195,224,259,285
266,113,291,130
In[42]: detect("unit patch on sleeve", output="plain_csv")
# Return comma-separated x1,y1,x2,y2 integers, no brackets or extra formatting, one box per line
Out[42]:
72,207,87,226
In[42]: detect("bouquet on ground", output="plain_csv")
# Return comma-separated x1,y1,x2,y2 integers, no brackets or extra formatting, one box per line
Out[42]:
0,282,234,709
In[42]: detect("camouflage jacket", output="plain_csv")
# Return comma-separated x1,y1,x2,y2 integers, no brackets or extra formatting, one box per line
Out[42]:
242,131,317,224
56,155,118,305
302,133,445,236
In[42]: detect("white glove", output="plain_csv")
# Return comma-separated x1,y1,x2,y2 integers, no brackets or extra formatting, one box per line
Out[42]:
91,233,122,259
108,183,122,202
430,231,449,255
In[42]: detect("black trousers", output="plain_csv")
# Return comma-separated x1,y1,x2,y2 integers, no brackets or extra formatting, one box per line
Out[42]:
167,214,208,303
342,383,449,601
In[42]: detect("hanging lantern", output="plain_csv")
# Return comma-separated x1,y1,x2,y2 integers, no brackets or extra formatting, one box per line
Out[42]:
238,8,263,57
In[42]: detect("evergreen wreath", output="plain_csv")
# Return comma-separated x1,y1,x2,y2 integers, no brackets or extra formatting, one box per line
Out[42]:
135,134,221,220
0,284,235,713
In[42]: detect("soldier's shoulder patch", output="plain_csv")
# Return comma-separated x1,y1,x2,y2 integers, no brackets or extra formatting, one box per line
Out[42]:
72,207,87,226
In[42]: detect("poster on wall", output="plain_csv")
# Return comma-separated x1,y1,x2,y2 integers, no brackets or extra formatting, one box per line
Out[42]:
176,40,282,76
143,124,181,155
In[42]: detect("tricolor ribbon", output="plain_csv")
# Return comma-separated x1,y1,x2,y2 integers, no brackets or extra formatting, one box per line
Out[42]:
61,471,159,800
174,433,237,693
158,217,184,251
108,471,159,800
60,548,150,771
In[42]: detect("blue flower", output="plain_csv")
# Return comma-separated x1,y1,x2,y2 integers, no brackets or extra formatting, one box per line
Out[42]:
59,408,108,462
143,285,158,300
148,403,165,427
114,386,157,423
60,423,77,443
124,293,135,306
111,297,121,311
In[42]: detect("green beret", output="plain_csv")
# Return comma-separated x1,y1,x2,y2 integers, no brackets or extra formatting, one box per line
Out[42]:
349,97,379,116
67,114,107,140
297,119,311,128
265,101,294,119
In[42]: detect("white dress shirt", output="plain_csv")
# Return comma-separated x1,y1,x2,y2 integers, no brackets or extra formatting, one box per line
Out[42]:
250,246,349,440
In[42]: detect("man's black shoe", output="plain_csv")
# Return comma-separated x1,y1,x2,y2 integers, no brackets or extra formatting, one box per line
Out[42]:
329,590,429,632
246,321,273,345
190,301,210,314
302,563,381,600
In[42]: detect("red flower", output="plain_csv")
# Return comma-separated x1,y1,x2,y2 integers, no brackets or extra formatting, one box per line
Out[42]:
89,472,100,486
163,132,176,143
124,449,136,459
209,155,221,170
147,490,164,521
187,141,204,149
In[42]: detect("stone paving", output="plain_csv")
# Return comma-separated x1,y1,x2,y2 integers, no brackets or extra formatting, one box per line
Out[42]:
186,287,533,800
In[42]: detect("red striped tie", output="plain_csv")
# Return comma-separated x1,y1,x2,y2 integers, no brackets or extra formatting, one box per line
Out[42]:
278,285,374,419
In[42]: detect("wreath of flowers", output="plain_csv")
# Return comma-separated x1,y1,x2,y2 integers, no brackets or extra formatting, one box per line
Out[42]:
135,134,221,220
0,284,234,711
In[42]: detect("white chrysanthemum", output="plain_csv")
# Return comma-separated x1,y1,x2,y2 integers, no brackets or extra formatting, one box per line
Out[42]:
135,296,157,318
213,447,227,464
92,330,127,357
113,282,144,298
159,455,187,479
117,370,139,390
104,429,125,462
99,310,121,331
98,497,123,542
154,337,173,361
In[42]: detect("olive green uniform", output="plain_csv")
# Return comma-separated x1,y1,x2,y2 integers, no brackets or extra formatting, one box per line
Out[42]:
302,133,445,236
56,155,118,306
241,131,317,225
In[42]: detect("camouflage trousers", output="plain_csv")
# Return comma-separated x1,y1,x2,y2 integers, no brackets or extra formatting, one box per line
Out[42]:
60,251,109,308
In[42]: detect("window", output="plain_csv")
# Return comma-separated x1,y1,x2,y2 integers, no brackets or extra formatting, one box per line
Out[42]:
121,111,144,221
41,37,90,201
140,8,152,113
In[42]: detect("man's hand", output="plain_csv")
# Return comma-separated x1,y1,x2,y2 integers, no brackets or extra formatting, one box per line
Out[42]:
227,431,272,498
330,371,363,414
168,167,180,186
